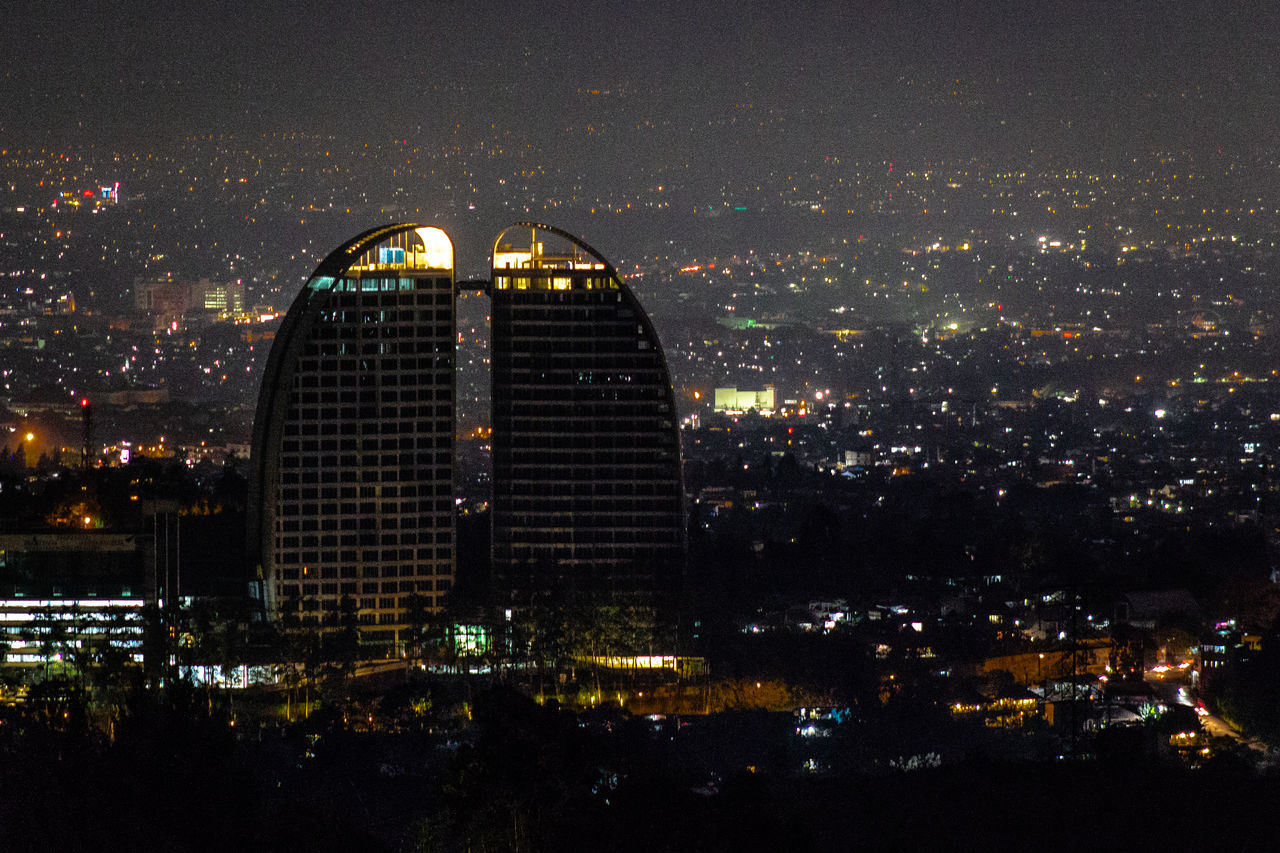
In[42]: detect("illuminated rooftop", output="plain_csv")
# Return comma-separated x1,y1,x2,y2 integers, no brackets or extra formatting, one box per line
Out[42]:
491,223,615,291
344,225,454,273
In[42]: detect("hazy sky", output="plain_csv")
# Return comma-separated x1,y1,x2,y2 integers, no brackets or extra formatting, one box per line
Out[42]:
4,1,1277,162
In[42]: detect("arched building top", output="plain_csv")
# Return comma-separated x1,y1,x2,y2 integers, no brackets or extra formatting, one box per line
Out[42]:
491,222,618,291
311,223,454,283
254,223,453,452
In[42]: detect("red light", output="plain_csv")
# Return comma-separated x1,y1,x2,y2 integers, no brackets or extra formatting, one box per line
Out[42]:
84,189,93,197
80,398,90,407
787,427,793,434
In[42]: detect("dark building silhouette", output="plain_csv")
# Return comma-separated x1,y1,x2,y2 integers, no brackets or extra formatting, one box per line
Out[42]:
489,223,685,602
248,224,456,648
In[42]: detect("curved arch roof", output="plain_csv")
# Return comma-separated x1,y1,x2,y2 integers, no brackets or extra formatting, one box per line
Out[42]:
491,222,616,278
311,223,454,282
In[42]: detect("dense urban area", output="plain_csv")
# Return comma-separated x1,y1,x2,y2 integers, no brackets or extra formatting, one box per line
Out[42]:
5,120,1280,849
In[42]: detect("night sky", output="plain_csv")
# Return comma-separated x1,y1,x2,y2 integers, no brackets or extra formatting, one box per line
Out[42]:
4,0,1278,165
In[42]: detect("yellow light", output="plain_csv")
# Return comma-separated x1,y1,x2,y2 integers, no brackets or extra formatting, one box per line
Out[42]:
414,226,454,270
25,432,34,442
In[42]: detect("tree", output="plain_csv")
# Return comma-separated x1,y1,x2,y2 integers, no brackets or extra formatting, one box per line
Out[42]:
31,605,71,680
281,599,324,719
403,592,432,675
311,595,360,706
77,606,139,735
138,603,171,690
1109,623,1147,686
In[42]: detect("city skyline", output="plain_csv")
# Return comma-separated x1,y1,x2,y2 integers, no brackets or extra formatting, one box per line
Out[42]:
5,4,1280,848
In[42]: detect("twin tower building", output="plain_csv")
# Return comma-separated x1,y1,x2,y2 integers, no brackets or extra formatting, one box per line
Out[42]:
248,223,685,648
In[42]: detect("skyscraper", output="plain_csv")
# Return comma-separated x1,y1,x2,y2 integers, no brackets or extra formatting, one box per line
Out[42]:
248,224,456,650
489,223,685,603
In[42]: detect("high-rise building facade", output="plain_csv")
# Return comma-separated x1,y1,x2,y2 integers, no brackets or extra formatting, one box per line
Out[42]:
489,223,685,601
249,224,456,648
134,276,245,329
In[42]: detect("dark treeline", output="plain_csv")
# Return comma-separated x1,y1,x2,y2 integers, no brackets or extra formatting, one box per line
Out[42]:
5,680,1277,852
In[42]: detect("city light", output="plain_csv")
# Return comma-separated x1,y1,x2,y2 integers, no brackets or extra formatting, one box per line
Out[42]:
1,11,1276,839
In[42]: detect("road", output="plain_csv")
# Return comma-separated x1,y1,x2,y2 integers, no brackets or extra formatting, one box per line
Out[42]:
1146,671,1268,754
1197,710,1269,753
